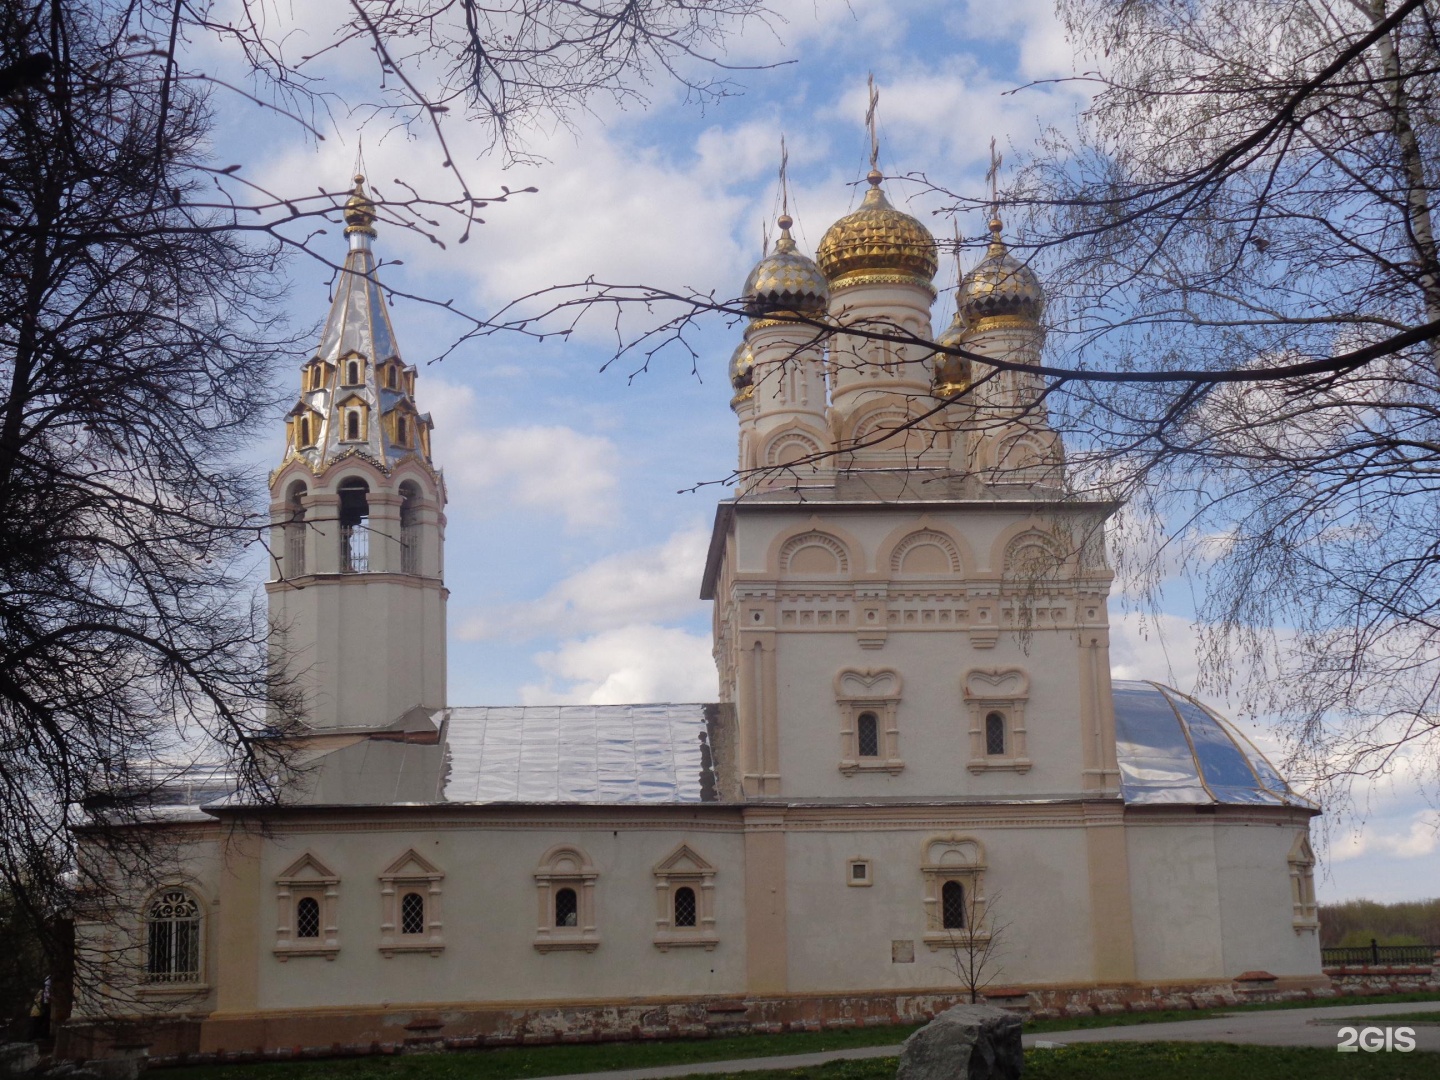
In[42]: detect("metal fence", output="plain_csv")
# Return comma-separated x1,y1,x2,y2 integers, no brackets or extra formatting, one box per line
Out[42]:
1321,940,1436,966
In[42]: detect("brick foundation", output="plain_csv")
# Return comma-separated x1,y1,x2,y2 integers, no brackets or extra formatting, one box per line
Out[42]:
56,973,1337,1066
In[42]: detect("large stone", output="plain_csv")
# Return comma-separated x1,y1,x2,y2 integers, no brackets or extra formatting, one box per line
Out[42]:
895,1004,1024,1080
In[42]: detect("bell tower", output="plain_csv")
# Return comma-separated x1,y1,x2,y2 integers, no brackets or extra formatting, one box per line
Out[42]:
267,176,447,730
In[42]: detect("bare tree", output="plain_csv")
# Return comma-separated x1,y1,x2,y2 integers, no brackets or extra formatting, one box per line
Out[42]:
941,887,1010,1005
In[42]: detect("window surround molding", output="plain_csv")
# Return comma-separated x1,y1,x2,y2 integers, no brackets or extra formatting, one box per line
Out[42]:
963,668,1032,774
920,835,989,952
274,853,340,961
652,844,718,951
379,850,445,957
138,884,209,997
847,858,873,887
534,844,599,953
1289,833,1319,934
835,668,904,775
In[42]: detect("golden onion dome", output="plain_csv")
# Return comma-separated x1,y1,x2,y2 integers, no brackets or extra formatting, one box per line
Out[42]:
742,215,829,317
957,217,1044,325
816,170,938,291
728,340,755,408
344,174,377,236
931,309,972,399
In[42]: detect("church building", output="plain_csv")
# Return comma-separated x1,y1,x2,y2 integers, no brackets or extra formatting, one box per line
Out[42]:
64,168,1323,1060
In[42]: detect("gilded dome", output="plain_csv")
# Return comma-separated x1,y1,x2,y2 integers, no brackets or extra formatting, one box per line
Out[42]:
816,170,938,290
931,309,972,398
957,218,1043,324
344,174,377,236
728,340,754,407
742,216,829,317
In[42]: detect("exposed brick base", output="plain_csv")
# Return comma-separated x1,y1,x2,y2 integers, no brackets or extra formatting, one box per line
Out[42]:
57,974,1344,1066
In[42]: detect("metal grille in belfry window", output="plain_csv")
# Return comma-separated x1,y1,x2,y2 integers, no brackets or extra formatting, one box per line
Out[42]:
673,886,697,928
400,891,425,935
295,896,320,939
985,712,1006,756
942,880,966,930
146,890,201,982
857,712,880,757
555,887,578,927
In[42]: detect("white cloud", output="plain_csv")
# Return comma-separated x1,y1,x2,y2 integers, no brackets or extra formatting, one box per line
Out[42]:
1108,610,1203,691
459,525,710,640
1328,811,1440,863
425,379,620,527
521,625,717,704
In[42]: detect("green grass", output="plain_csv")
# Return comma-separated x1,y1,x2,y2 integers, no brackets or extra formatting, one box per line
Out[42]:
1310,1011,1440,1024
155,992,1440,1080
162,1025,925,1080
666,1043,1440,1080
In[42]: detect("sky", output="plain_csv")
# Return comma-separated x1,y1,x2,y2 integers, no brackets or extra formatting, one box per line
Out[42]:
197,0,1436,903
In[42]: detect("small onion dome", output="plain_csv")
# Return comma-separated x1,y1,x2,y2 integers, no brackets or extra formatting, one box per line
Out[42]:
728,340,755,407
931,310,972,398
957,217,1044,324
344,174,377,236
742,215,829,317
816,170,938,290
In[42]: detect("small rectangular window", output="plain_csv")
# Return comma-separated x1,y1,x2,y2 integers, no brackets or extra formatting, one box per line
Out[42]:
847,858,872,886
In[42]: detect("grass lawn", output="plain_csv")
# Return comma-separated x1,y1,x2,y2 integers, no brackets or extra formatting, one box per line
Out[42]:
156,992,1440,1080
1307,1011,1440,1024
615,1044,1440,1080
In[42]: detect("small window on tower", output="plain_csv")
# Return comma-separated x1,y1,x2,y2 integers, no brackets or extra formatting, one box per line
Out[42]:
386,366,397,389
346,359,361,386
396,416,408,446
298,417,312,447
346,410,360,441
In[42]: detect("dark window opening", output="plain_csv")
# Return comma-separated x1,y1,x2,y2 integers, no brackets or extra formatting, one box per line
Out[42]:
295,896,320,939
346,410,360,441
673,886,697,928
338,479,369,573
396,416,408,445
399,481,420,574
851,862,868,881
985,711,1006,756
857,711,880,757
555,887,578,927
346,360,360,385
942,880,966,930
400,891,425,935
298,417,311,447
387,366,397,389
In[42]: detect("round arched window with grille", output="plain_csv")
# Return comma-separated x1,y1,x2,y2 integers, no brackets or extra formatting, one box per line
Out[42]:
146,889,202,982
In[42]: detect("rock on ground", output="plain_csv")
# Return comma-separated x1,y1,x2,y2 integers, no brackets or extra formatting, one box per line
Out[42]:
895,1003,1024,1080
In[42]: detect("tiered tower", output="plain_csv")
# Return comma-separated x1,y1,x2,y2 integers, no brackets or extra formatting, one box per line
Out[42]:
267,176,447,730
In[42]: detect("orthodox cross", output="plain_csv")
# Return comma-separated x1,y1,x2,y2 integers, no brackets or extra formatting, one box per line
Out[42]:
779,133,790,220
985,136,1004,235
865,73,880,173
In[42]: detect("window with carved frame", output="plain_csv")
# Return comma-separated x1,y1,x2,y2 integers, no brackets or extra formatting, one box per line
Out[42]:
533,845,599,953
920,835,989,951
378,850,444,957
963,668,1032,774
274,853,340,961
1289,833,1318,933
652,844,717,951
144,888,203,985
835,668,904,775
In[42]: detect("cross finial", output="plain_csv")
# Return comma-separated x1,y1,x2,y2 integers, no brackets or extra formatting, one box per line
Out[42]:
985,136,1004,239
865,73,880,176
778,133,790,222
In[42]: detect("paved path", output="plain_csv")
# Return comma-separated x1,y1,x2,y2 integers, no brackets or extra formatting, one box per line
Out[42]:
522,999,1440,1080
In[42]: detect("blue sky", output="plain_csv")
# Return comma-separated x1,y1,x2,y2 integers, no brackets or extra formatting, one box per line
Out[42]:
201,0,1436,902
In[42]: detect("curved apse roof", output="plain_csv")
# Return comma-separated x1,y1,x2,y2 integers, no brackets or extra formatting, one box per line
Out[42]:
1112,680,1314,808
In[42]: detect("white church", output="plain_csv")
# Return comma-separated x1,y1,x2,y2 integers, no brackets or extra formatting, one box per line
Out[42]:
65,167,1324,1060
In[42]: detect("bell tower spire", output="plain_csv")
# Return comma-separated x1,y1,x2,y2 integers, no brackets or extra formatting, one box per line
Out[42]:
267,176,448,730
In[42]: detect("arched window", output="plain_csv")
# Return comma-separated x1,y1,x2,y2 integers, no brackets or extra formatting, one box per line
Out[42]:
337,478,369,573
295,896,321,939
386,365,397,389
399,481,420,574
941,880,966,931
298,416,312,447
857,712,880,757
555,887,578,927
346,359,360,385
284,481,306,576
146,889,202,983
400,891,426,935
345,410,360,441
396,415,409,447
673,886,697,928
985,712,1006,756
